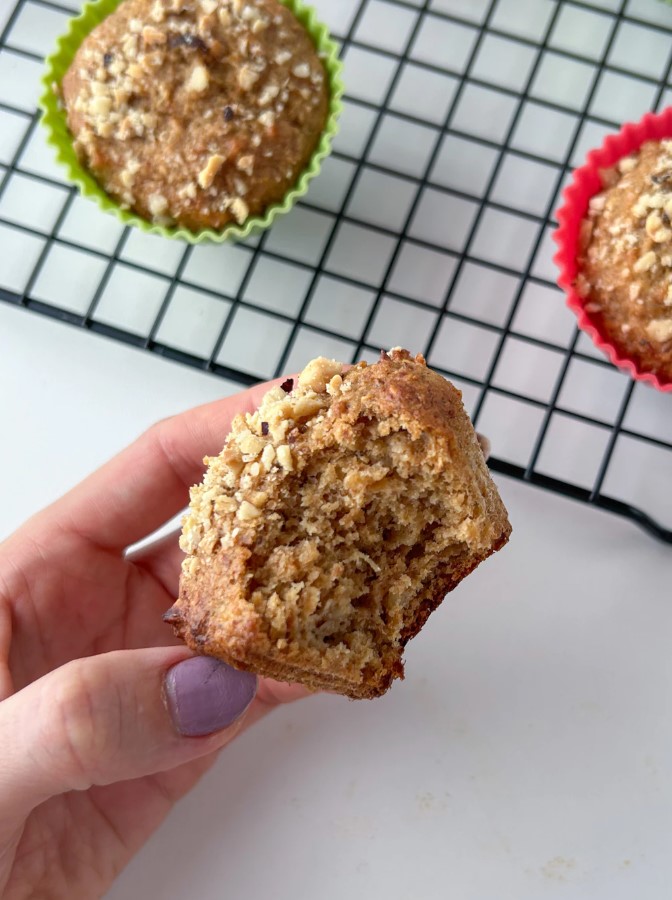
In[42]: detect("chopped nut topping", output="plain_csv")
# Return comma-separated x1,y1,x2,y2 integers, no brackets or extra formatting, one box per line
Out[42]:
230,197,249,223
177,181,197,201
327,374,343,395
646,212,662,238
232,176,248,196
186,63,209,92
258,82,279,106
292,62,310,78
199,528,219,554
632,192,666,218
148,193,168,216
298,357,342,393
589,193,606,213
237,154,254,174
238,499,262,521
181,556,200,576
276,444,293,471
261,444,276,471
198,153,226,189
142,25,166,45
238,431,265,457
274,49,292,65
633,250,657,273
150,0,165,22
238,65,259,90
292,395,324,418
646,319,672,342
90,95,112,117
122,34,139,59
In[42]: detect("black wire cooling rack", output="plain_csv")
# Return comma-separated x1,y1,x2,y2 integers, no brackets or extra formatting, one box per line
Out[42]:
1,0,672,543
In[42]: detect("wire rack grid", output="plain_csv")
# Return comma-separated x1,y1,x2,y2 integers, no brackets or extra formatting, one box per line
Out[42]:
1,0,672,542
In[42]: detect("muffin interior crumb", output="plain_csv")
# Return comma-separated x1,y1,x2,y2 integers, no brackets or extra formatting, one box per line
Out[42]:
208,418,474,679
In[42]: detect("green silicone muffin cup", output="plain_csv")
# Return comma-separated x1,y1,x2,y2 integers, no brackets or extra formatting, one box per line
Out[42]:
39,0,344,242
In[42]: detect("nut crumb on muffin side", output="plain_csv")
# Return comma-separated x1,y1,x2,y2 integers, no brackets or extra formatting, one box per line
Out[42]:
60,0,329,230
577,140,672,382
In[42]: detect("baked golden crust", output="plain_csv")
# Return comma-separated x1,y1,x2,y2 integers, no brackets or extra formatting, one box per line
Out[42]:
60,0,328,230
577,140,672,382
166,350,511,699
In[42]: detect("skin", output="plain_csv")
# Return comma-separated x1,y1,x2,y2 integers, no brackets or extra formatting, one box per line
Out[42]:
0,379,308,899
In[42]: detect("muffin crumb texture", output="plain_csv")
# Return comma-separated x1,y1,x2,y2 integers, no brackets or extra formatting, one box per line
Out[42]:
577,140,672,382
60,0,329,229
168,350,511,699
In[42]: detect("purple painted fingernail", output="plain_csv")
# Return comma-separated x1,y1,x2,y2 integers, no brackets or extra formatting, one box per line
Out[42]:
164,657,257,737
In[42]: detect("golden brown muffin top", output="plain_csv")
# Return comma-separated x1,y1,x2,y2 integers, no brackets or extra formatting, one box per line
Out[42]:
61,0,328,230
577,140,672,381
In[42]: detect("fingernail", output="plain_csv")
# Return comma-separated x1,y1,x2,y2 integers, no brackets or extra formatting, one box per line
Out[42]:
164,657,257,737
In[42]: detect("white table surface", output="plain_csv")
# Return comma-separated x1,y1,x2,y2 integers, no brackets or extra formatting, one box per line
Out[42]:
1,300,671,900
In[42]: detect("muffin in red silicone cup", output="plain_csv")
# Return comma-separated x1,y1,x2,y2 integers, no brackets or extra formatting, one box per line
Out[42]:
554,108,672,392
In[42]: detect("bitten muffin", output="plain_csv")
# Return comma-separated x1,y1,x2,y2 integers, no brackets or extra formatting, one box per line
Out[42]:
577,140,672,382
165,350,512,700
60,0,329,230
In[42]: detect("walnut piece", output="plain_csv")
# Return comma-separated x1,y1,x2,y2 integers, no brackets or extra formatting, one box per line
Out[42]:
186,64,209,93
238,65,260,90
198,153,226,189
646,319,672,342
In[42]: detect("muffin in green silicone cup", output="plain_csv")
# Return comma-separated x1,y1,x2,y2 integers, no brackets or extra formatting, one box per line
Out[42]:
40,0,343,243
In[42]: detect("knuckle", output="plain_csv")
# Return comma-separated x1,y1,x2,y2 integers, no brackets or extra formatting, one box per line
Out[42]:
43,660,121,790
145,416,194,487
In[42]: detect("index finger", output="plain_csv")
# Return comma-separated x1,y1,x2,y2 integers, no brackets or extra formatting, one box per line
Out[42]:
33,377,285,552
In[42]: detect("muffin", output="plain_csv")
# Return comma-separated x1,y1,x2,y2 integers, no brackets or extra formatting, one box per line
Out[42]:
60,0,329,230
576,140,672,384
165,350,512,700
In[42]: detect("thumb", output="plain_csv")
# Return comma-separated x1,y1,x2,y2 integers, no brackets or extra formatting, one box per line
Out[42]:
0,648,256,826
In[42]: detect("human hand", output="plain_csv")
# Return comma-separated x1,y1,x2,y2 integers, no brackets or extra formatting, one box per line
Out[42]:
0,379,308,899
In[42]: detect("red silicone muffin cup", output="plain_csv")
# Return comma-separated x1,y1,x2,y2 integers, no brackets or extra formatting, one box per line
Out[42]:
553,107,672,393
